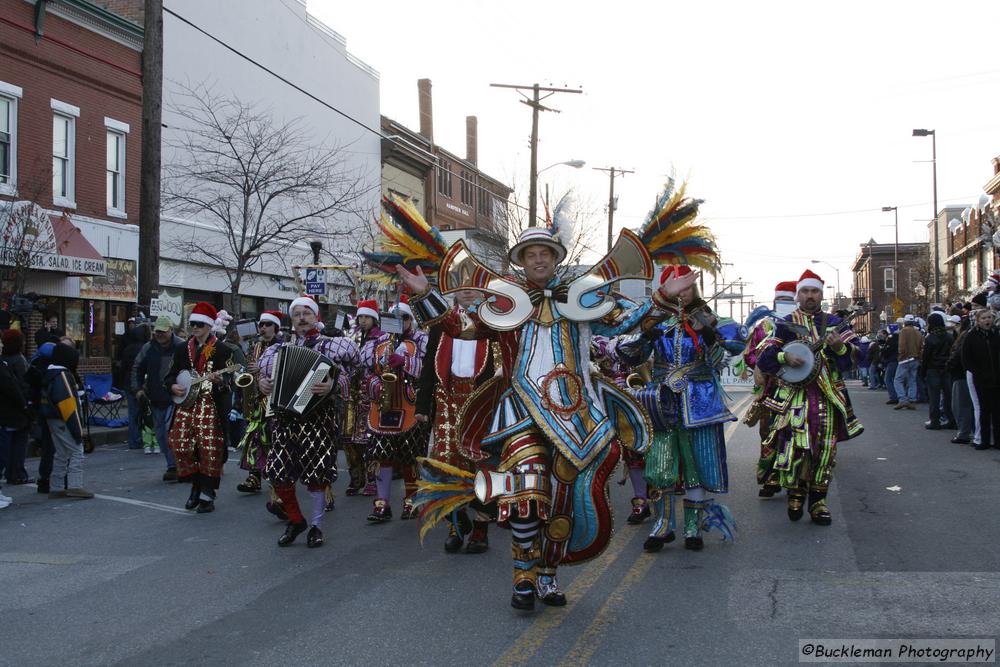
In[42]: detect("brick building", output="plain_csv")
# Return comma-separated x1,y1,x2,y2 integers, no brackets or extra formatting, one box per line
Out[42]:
0,0,143,373
851,240,930,334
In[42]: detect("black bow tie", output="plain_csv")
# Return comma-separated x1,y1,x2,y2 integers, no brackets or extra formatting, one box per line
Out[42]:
527,284,569,305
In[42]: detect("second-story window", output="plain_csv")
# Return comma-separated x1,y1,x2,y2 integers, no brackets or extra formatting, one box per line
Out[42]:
437,159,452,198
105,118,129,217
884,267,895,292
0,82,21,196
460,170,474,206
51,99,79,207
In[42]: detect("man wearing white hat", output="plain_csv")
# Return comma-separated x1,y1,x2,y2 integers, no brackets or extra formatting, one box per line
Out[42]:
397,226,695,610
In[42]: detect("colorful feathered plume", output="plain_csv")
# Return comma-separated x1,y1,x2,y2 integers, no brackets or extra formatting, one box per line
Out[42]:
411,457,476,543
363,194,448,276
550,191,578,248
638,179,720,273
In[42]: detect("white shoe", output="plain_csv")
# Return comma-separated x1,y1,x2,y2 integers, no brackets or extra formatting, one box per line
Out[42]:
0,492,12,503
143,444,153,455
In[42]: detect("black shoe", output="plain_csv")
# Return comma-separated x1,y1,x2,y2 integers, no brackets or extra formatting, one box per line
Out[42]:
886,399,899,405
278,521,308,547
643,532,676,552
465,536,489,554
974,443,992,451
266,501,289,521
236,476,261,493
185,487,201,510
196,499,215,513
306,526,324,548
511,585,535,611
684,536,704,551
537,589,567,607
924,422,941,430
444,526,464,553
162,468,178,482
951,437,971,444
943,422,958,430
36,479,50,494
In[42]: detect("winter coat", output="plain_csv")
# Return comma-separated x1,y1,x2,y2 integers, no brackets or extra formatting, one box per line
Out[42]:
947,330,969,377
0,359,27,429
131,335,185,408
921,328,954,375
961,326,1000,389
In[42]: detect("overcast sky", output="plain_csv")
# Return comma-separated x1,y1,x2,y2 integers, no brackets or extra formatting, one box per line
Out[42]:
311,0,1000,312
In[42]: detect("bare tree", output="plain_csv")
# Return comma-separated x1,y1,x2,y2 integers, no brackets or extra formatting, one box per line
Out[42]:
162,83,376,317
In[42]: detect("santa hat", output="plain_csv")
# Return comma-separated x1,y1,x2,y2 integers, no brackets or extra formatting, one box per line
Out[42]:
988,272,1000,290
797,269,824,292
189,302,218,327
356,299,379,321
657,264,692,286
774,281,797,300
391,294,413,319
258,310,282,327
289,295,320,316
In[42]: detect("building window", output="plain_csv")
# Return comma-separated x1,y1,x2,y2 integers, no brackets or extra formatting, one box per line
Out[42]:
51,100,79,208
478,182,492,218
884,267,895,292
0,82,21,196
462,170,476,206
969,254,979,287
105,117,129,217
437,159,452,198
954,262,964,291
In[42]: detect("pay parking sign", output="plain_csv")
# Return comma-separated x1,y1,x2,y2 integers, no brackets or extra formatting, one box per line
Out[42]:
303,268,326,296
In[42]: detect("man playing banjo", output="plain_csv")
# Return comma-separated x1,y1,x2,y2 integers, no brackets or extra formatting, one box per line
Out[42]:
754,269,863,526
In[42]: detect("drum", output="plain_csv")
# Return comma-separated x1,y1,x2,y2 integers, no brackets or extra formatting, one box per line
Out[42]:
776,340,820,386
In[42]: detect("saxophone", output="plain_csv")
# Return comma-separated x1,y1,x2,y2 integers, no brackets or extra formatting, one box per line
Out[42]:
235,338,263,406
379,333,399,412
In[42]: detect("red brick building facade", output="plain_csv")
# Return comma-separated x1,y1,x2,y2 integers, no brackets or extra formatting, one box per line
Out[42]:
0,0,143,374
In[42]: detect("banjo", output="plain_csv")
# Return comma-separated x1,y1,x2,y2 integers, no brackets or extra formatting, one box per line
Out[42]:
776,310,865,387
173,362,242,410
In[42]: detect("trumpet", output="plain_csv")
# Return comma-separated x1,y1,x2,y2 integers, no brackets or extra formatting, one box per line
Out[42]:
625,361,653,391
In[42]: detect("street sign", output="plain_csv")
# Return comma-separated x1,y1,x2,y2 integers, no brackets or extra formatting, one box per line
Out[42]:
303,267,326,296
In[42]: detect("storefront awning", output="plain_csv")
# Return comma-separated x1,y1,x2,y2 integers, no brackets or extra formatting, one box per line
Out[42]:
0,202,106,277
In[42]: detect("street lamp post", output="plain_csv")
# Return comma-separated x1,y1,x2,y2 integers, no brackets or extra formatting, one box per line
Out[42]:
533,159,585,226
881,206,899,299
913,128,939,303
810,259,840,309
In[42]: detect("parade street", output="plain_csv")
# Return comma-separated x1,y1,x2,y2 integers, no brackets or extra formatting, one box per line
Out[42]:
2,383,998,667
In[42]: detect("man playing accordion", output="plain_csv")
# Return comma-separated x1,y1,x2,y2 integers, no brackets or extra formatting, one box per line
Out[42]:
258,296,360,548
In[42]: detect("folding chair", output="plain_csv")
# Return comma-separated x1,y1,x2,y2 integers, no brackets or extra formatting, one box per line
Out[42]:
83,373,125,425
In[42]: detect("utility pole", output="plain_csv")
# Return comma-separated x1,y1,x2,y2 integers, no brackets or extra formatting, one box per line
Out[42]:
593,166,634,252
138,0,163,312
490,82,582,227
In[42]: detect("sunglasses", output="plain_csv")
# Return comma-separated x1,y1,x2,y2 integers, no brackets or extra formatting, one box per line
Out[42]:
188,322,209,328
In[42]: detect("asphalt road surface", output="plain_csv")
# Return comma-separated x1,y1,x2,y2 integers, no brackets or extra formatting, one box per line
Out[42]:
2,383,998,666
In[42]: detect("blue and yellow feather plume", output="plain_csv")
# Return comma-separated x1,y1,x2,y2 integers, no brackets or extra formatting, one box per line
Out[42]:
638,180,720,273
411,457,477,544
363,194,449,275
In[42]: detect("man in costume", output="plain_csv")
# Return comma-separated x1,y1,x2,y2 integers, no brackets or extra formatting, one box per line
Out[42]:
415,289,496,553
756,269,863,525
363,295,428,522
258,296,360,548
342,300,381,497
742,280,798,497
614,266,744,552
165,302,236,513
398,226,695,610
235,310,289,520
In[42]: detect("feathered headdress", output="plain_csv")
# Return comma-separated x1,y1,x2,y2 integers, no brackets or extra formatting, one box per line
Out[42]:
363,195,448,278
638,179,720,273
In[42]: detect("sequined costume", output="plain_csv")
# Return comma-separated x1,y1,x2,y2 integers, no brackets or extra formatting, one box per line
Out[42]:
238,337,280,477
340,326,374,495
164,335,234,492
756,308,863,523
415,303,498,551
742,315,783,495
411,257,665,604
614,292,744,550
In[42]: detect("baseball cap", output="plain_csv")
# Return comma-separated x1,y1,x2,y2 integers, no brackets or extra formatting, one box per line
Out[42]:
153,316,173,333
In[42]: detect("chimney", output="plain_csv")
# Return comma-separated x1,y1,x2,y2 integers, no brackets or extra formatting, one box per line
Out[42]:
466,116,478,165
418,79,433,142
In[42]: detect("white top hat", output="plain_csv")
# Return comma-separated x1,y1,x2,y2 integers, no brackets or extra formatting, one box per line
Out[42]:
508,227,568,268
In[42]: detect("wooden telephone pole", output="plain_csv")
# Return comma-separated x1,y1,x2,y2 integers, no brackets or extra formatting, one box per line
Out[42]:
592,166,633,251
489,82,582,227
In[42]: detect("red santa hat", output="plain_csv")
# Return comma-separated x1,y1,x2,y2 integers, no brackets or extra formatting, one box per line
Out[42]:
258,310,283,327
797,269,824,292
188,302,218,327
356,299,379,321
988,272,1000,290
774,281,798,300
391,294,413,319
289,295,320,316
657,264,692,286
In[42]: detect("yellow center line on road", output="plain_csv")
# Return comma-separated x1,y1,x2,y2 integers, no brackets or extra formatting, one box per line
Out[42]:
491,518,636,667
492,390,755,666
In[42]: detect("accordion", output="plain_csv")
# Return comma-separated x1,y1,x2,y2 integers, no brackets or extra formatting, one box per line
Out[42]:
267,345,337,416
